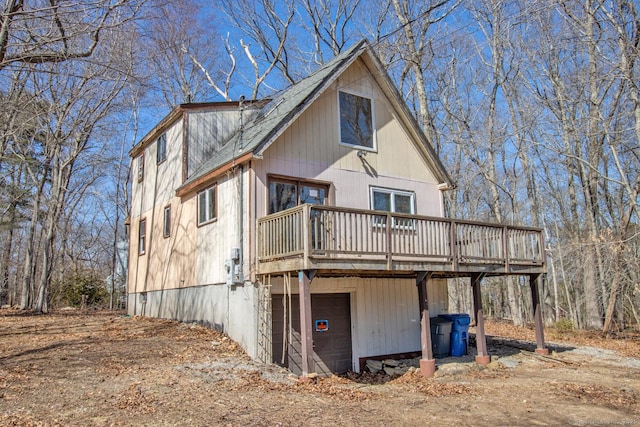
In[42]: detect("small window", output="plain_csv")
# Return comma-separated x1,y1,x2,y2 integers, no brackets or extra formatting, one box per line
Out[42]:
197,185,216,225
157,133,167,164
138,219,146,255
137,153,144,182
371,187,415,227
163,206,171,238
339,90,375,150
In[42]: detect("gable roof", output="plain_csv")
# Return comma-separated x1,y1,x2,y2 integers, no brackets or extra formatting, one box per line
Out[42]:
176,40,453,196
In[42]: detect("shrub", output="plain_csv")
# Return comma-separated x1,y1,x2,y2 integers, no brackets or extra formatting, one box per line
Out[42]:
555,318,574,333
52,272,109,308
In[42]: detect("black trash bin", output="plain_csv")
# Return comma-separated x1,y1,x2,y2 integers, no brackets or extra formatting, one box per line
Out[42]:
430,317,453,357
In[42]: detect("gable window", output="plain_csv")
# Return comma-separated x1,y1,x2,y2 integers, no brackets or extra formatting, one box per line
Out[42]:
268,178,328,214
338,90,375,150
163,206,171,238
137,153,144,182
370,187,415,227
138,219,146,255
157,133,167,164
198,185,216,225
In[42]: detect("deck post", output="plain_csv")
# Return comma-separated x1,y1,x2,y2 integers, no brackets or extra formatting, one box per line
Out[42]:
530,273,549,355
417,272,435,377
298,270,315,376
471,272,490,365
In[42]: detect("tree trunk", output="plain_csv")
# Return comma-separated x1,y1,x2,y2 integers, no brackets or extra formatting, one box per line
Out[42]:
34,152,71,313
20,164,48,310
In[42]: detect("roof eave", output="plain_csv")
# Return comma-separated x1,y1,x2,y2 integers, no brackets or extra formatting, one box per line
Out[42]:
175,151,254,198
129,106,184,158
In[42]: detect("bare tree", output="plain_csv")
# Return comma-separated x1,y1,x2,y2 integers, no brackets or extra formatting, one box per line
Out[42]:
30,54,131,312
388,0,461,152
300,0,361,64
140,0,222,106
214,0,295,96
0,0,143,70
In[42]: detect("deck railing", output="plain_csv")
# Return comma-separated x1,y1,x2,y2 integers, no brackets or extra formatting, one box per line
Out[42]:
257,204,545,272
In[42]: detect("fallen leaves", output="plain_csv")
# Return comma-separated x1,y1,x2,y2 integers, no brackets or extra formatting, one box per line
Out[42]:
389,370,472,396
1,310,638,426
116,383,157,414
557,382,638,409
482,319,640,358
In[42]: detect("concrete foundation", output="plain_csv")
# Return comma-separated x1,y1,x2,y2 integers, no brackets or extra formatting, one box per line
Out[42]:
128,282,258,358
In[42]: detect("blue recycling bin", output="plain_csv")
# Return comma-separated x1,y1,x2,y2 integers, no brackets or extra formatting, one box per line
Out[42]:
439,314,471,357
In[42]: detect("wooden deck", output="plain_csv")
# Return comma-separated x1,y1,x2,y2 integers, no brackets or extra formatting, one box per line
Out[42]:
257,204,546,276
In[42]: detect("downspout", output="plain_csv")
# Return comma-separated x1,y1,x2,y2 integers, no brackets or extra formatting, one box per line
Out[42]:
237,162,244,283
237,97,245,284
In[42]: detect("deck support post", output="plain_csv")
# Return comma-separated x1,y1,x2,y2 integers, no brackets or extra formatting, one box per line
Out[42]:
417,271,435,377
530,273,549,355
471,272,490,365
299,270,315,376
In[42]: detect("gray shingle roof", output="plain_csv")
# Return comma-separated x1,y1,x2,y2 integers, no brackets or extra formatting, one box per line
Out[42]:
179,40,367,190
177,39,453,193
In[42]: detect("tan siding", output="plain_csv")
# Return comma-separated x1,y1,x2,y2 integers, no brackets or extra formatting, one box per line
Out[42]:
256,57,443,221
131,120,183,216
195,173,233,285
129,119,189,294
194,166,251,285
128,196,197,293
127,219,144,294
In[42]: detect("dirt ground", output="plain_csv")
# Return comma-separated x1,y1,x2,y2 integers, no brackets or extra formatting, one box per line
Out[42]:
1,310,639,426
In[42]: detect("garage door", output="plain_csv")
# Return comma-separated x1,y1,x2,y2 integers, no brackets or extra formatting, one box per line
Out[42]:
272,293,352,376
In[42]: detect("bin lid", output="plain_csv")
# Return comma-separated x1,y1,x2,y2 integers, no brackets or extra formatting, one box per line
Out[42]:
439,313,471,326
430,317,453,325
429,317,453,334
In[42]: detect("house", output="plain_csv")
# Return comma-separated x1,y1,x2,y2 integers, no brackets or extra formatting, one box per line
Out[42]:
127,40,547,378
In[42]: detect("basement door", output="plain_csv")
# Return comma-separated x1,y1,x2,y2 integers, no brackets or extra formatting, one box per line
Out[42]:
272,293,352,376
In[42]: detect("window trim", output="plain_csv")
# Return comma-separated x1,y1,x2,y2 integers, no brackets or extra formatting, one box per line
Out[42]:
138,218,146,255
197,184,217,226
163,205,171,238
267,175,330,214
137,153,144,182
337,89,377,152
369,186,416,229
156,133,167,165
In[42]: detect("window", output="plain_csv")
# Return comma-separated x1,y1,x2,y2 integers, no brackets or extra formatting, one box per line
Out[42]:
163,206,171,238
198,185,216,225
137,153,144,182
268,178,327,214
269,177,329,250
157,133,167,164
138,219,146,255
338,90,375,150
370,187,415,227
